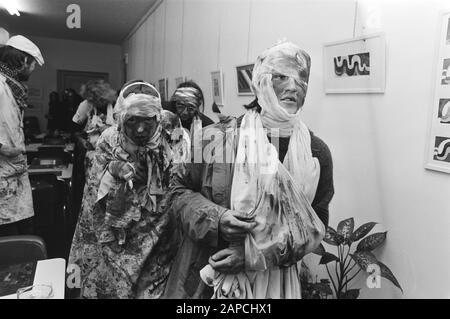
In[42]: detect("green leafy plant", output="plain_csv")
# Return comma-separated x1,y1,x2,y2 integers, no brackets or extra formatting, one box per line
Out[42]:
312,218,403,299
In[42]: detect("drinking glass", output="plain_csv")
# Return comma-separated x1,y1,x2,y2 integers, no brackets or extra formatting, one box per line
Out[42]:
17,284,54,299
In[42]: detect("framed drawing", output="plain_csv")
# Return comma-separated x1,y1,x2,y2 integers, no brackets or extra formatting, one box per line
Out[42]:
425,11,450,173
158,78,168,102
323,32,386,93
27,87,43,100
175,76,185,89
211,70,224,106
236,64,254,95
26,100,44,111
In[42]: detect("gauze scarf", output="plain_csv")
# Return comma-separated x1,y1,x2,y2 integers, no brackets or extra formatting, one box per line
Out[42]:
252,41,320,203
113,81,160,122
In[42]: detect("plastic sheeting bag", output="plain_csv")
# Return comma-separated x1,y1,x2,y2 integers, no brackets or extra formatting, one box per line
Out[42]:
201,110,325,299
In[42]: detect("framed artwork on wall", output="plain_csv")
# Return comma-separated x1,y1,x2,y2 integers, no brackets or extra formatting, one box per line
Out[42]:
236,63,254,95
26,100,44,112
175,76,185,89
323,32,386,93
211,70,224,106
158,78,168,102
27,87,43,100
425,11,450,174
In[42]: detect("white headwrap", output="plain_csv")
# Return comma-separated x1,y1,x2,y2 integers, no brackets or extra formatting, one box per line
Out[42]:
117,93,163,152
114,81,160,121
252,41,320,203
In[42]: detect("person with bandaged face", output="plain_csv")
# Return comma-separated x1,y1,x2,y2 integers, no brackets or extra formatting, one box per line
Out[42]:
163,41,334,299
69,87,179,299
170,81,214,132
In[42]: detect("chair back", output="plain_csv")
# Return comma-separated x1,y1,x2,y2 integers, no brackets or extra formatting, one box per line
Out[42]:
0,235,47,266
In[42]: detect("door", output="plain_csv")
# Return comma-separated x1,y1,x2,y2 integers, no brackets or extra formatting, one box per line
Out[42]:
57,70,109,96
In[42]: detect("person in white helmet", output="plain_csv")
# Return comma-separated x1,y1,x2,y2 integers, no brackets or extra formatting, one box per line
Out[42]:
0,35,44,236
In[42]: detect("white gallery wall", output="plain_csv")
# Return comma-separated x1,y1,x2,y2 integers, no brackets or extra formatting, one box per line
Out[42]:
24,36,122,130
123,0,450,298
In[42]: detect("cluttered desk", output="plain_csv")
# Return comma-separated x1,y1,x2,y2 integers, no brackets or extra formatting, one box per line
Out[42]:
25,133,74,181
25,133,76,259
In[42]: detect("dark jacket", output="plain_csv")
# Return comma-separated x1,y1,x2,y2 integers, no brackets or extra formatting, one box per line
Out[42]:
162,115,334,299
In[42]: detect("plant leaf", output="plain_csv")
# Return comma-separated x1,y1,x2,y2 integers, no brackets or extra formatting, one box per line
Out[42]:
323,226,344,246
351,222,377,242
319,252,339,265
313,243,326,256
378,261,403,293
337,218,354,242
356,232,387,252
341,289,360,299
350,251,378,271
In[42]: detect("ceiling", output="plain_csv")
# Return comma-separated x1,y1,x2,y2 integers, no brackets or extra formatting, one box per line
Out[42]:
0,0,158,44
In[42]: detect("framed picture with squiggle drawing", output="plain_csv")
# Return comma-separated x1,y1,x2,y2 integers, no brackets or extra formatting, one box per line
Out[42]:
425,11,450,174
323,33,385,93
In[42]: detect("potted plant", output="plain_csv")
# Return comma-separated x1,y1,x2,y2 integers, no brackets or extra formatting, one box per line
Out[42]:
310,218,403,299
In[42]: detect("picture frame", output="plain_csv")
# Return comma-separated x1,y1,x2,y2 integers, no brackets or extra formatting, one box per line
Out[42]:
175,76,185,89
236,63,254,95
158,78,168,102
424,11,450,174
211,70,225,106
26,99,43,112
27,87,43,100
323,32,386,94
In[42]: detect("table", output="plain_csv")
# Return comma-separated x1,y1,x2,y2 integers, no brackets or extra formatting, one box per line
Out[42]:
26,143,75,153
0,258,66,299
28,164,73,181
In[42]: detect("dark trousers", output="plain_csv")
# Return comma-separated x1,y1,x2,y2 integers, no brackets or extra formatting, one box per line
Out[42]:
0,218,34,237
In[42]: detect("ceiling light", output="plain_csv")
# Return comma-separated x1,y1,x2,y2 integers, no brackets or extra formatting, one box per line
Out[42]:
0,0,21,16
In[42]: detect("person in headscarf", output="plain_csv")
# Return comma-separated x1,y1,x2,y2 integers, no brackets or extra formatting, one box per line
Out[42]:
69,80,117,248
162,41,334,299
113,80,191,165
73,80,116,150
170,80,214,132
0,35,44,236
69,89,179,299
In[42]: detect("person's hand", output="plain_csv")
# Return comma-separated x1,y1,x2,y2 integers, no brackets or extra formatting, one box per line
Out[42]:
108,161,135,181
76,136,93,151
82,139,94,151
0,144,25,157
219,210,256,242
209,245,245,274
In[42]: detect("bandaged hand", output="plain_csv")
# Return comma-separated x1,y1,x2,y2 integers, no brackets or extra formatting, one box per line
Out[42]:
108,161,135,181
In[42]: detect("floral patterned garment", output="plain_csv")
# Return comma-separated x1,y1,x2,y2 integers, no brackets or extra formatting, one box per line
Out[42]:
69,126,179,299
0,75,33,225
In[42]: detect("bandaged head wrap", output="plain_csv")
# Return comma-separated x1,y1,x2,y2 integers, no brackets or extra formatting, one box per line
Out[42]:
252,41,311,137
171,87,202,110
118,93,162,150
114,81,160,120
